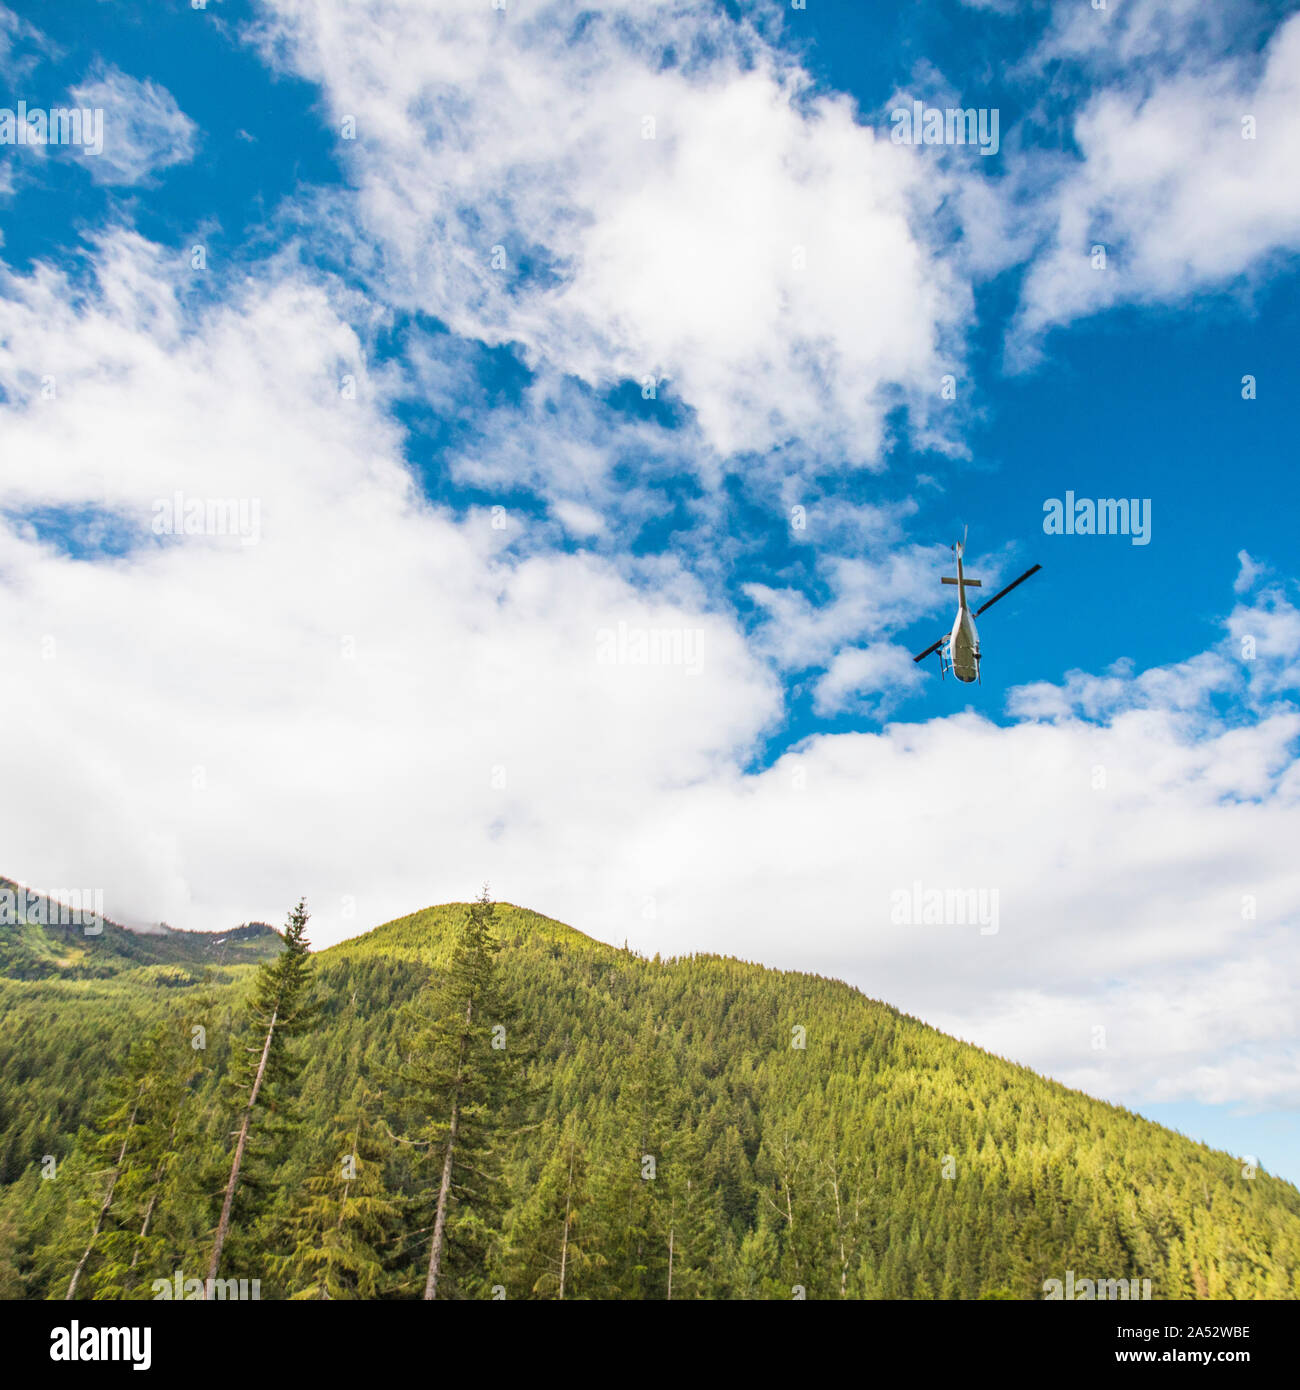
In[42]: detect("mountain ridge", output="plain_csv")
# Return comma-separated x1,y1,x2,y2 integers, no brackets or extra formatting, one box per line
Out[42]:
0,875,282,980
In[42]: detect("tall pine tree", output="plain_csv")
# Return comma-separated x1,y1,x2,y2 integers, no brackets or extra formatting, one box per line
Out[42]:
205,898,316,1296
62,1021,196,1299
394,888,524,1300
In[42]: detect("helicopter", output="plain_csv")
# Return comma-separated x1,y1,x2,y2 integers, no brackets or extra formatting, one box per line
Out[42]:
912,531,1041,683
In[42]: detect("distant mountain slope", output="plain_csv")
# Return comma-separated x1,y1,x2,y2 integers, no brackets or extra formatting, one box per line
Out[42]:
1,898,1297,1299
0,877,282,980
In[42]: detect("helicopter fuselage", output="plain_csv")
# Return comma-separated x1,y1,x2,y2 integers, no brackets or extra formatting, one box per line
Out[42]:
949,606,980,682
948,549,981,682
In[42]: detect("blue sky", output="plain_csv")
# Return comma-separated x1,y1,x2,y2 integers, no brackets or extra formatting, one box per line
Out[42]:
8,0,1296,730
2,0,1299,1184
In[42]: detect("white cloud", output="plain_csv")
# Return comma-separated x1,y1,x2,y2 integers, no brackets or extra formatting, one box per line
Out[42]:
1030,0,1260,77
1225,587,1300,698
0,3,49,82
551,499,605,539
70,65,197,185
1006,652,1240,723
251,0,972,466
812,642,924,717
1012,8,1300,340
0,230,778,934
403,343,712,537
1234,548,1265,595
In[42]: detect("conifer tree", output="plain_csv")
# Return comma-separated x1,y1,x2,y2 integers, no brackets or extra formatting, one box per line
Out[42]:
63,1022,195,1299
0,1203,21,1298
661,1130,715,1300
85,1023,199,1299
279,1088,401,1299
394,888,524,1300
205,899,316,1296
507,1123,593,1299
729,1218,785,1300
63,1059,148,1301
591,1029,673,1298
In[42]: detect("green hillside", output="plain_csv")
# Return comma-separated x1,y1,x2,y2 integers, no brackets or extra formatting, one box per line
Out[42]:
0,877,282,980
1,898,1296,1300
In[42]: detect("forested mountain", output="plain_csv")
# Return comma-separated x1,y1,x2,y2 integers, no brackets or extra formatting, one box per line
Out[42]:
0,877,281,981
1,894,1296,1300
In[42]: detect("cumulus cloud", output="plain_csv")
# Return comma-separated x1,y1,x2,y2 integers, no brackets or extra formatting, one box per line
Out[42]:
1224,586,1300,698
1011,7,1300,342
0,230,778,937
812,642,924,717
250,0,971,467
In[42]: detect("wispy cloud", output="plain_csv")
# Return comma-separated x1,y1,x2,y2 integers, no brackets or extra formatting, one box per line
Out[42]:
70,64,197,185
1010,6,1300,346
